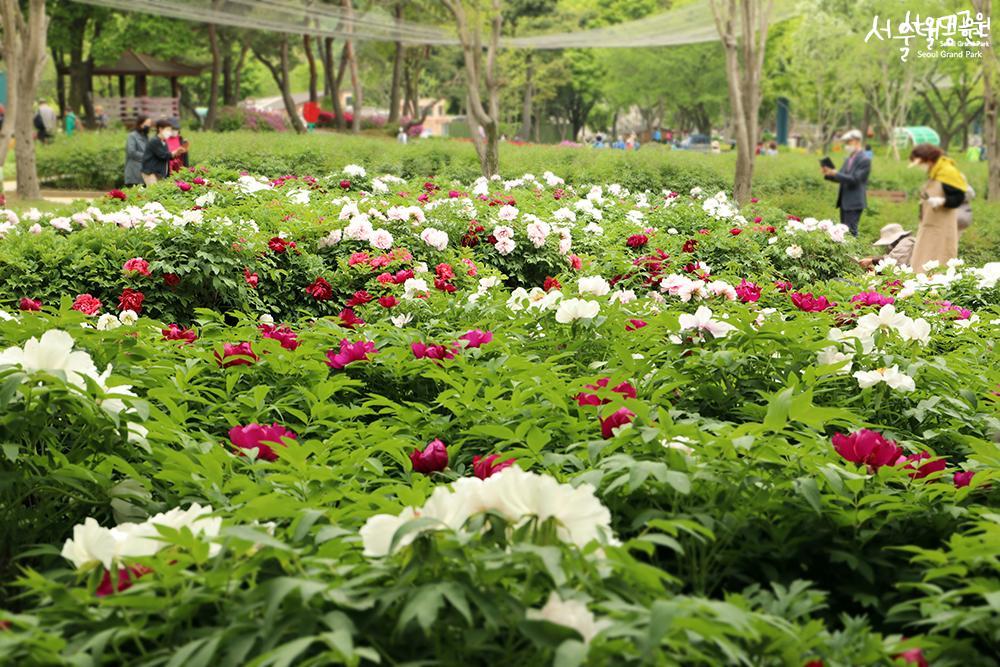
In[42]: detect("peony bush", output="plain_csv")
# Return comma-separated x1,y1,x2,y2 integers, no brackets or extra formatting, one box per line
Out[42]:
0,165,998,666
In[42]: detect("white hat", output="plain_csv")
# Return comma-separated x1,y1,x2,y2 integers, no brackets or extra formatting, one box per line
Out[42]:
841,129,863,142
873,223,911,246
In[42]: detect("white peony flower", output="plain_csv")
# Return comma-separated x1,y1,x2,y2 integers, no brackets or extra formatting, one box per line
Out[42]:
555,298,600,324
495,237,516,255
497,205,519,221
96,313,122,331
817,346,854,374
0,330,100,388
853,365,915,392
785,244,803,259
420,227,449,251
577,276,611,297
678,306,735,339
118,310,139,326
369,228,394,250
402,278,428,299
343,164,367,178
526,593,611,644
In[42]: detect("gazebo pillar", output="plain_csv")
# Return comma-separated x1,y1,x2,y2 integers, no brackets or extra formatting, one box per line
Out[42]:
135,74,148,97
171,77,180,98
118,75,126,97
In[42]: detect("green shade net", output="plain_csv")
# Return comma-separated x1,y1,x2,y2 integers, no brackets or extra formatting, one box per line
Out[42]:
894,127,941,147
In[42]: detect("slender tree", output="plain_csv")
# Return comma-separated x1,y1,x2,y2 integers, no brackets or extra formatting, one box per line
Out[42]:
0,0,48,199
343,0,362,133
387,2,404,123
972,0,999,199
205,21,222,129
252,35,307,133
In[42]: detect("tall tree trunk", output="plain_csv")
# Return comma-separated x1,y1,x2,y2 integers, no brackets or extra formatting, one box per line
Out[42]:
973,0,999,199
222,46,233,106
253,38,306,134
232,43,249,105
304,34,318,103
324,37,346,128
1,0,48,199
205,23,222,130
343,0,362,133
518,51,534,140
388,2,404,123
52,48,67,116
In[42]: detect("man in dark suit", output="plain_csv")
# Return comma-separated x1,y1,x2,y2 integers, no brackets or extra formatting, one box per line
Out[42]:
822,129,870,236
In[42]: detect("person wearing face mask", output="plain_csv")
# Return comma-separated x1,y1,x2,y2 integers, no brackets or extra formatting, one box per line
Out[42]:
821,129,871,237
907,143,968,272
140,119,187,185
124,115,152,187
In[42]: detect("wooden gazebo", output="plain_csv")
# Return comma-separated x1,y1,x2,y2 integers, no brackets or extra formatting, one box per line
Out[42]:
93,50,204,124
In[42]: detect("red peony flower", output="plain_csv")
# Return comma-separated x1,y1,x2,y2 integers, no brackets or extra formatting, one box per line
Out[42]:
18,297,42,311
378,295,398,309
410,438,449,474
325,338,377,369
107,189,127,201
433,277,456,293
627,234,649,248
215,342,258,367
268,237,293,254
95,564,152,597
832,429,903,470
346,290,373,308
228,422,297,461
393,269,415,284
790,292,834,312
244,268,259,289
192,176,206,185
118,288,145,313
122,257,151,277
339,179,351,189
729,228,742,236
338,308,364,329
435,263,455,281
176,180,191,192
459,329,493,349
735,279,762,303
901,451,947,479
543,276,562,292
682,239,698,253
305,276,333,301
577,378,637,406
260,324,300,351
600,407,635,438
376,272,394,285
72,294,102,315
953,471,975,487
473,453,516,479
162,323,197,343
625,318,647,331
568,254,582,270
163,272,181,287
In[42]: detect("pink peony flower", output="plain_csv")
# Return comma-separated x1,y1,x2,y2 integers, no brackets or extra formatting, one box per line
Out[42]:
568,254,582,270
72,294,102,315
473,453,516,479
305,276,333,301
410,438,449,474
260,324,300,351
215,342,258,367
832,429,902,470
162,324,197,343
790,292,834,312
459,329,493,349
175,180,191,192
735,279,762,303
577,378,637,406
122,257,151,277
411,341,456,360
850,291,895,308
325,339,377,369
895,648,928,667
901,451,947,479
953,471,975,488
18,297,42,311
600,407,635,438
228,422,297,461
244,268,259,288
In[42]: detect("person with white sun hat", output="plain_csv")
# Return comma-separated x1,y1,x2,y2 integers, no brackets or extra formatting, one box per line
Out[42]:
859,223,915,270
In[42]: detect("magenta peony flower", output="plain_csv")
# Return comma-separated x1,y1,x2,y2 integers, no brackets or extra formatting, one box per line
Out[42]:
627,234,649,248
577,378,637,406
18,297,42,311
411,341,457,360
244,268,259,288
774,280,793,292
339,179,351,190
410,438,448,474
72,293,102,315
901,451,947,479
175,180,192,192
953,471,975,487
325,338,377,369
895,648,928,667
459,329,493,349
192,176,206,185
625,318,648,332
228,422,297,461
122,257,151,277
338,308,365,329
473,453,516,479
600,407,635,438
162,324,198,343
790,292,834,312
735,279,762,303
305,276,333,301
832,429,903,470
215,342,258,367
346,290,374,308
850,291,895,308
260,324,300,351
95,564,152,597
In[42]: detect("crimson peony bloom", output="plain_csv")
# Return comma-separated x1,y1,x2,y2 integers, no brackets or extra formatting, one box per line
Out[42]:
338,308,364,329
410,438,449,474
625,318,647,332
682,239,698,253
268,237,293,254
568,255,582,270
790,292,834,312
228,422,297,461
953,471,975,488
215,342,258,367
72,294,102,315
176,180,192,192
346,290,373,308
459,329,493,349
244,268,259,288
577,378,637,406
435,263,455,281
18,297,42,311
192,176,206,185
411,341,456,360
600,407,635,438
305,276,333,301
162,323,197,343
107,189,127,201
339,179,351,189
393,269,415,284
627,234,649,248
735,279,762,303
122,257,151,277
543,276,562,291
832,430,903,470
325,338,377,369
473,453,516,479
433,277,456,293
774,280,793,292
163,272,181,287
95,564,152,597
377,295,398,309
729,228,742,236
902,451,947,479
118,289,144,313
260,324,300,351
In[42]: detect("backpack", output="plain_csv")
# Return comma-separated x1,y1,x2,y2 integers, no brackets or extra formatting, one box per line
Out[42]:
33,113,44,132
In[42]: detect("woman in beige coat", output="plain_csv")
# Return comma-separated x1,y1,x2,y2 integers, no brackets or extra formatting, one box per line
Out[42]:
908,144,968,272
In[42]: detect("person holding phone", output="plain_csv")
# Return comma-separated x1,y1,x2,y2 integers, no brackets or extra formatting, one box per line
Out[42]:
141,119,187,186
821,129,870,236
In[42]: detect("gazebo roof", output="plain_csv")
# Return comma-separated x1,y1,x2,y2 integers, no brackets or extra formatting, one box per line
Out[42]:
93,49,203,77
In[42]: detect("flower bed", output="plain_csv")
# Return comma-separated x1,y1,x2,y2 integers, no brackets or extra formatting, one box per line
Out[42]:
0,166,998,666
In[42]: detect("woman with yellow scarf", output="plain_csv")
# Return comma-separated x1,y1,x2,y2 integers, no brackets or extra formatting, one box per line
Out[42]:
907,143,968,272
